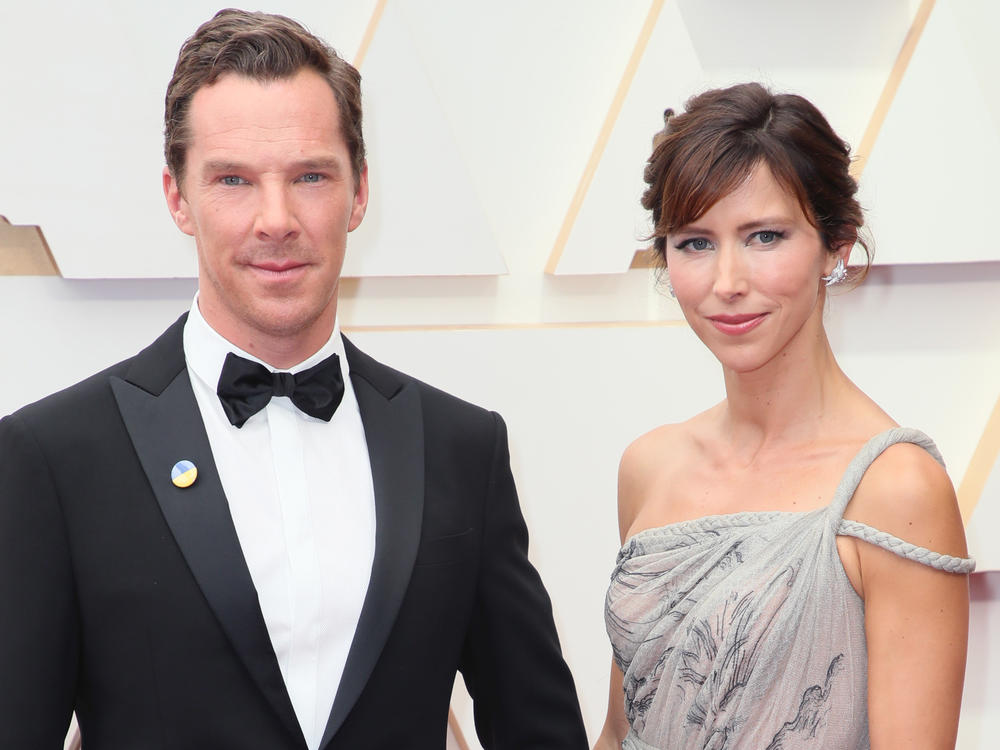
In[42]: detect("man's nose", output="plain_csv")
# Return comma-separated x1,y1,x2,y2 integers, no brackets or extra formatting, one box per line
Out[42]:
254,184,300,241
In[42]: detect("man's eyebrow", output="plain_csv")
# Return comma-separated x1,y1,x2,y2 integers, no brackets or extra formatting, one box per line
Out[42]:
202,160,246,175
294,157,343,172
200,157,346,174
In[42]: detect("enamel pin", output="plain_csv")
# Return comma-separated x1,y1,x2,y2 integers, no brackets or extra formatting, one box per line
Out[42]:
171,459,198,488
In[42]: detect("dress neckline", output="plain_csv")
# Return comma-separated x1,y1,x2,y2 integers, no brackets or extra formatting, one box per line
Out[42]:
622,507,824,550
619,427,939,554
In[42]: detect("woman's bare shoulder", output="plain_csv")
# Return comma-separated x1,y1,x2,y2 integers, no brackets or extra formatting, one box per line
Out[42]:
616,410,718,541
619,411,716,485
620,423,685,475
845,440,968,559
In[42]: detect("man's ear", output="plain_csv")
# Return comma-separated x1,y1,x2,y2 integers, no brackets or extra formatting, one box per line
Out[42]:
348,162,369,233
163,167,195,237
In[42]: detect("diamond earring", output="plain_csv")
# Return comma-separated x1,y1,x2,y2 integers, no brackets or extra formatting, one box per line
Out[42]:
821,258,846,287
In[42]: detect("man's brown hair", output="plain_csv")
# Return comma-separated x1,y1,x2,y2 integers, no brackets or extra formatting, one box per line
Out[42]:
164,8,365,190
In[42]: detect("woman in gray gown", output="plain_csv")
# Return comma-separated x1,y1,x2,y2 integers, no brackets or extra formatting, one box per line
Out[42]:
595,83,973,750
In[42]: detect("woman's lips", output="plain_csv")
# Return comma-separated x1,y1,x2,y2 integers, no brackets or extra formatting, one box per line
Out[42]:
707,313,768,335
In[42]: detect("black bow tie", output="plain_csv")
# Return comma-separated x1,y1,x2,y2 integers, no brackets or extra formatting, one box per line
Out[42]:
216,352,345,428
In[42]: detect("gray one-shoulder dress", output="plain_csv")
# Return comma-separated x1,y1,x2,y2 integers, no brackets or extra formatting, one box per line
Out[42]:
605,428,975,750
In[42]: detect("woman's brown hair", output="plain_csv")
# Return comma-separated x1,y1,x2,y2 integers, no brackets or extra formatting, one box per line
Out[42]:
642,83,869,275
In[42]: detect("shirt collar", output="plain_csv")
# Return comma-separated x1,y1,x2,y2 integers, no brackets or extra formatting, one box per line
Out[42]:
183,293,350,395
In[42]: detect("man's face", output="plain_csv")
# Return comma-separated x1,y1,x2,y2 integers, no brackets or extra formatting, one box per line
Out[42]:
164,69,368,365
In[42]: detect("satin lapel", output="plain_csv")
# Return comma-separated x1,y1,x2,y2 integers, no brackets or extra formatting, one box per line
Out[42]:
110,321,301,744
320,341,425,746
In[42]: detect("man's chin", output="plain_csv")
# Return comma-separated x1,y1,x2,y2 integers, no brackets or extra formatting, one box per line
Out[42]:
249,305,336,343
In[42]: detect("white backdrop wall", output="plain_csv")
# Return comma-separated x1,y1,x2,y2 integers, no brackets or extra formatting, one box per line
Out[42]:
2,0,998,746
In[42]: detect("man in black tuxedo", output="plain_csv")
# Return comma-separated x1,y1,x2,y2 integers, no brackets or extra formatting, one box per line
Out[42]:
0,9,587,749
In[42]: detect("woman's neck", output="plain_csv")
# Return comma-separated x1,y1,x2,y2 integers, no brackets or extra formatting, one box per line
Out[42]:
717,329,850,455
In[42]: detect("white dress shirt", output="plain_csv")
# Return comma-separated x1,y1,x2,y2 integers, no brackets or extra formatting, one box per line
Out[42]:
183,298,376,750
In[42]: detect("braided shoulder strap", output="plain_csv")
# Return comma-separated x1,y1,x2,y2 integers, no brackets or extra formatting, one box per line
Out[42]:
830,427,975,573
837,520,975,573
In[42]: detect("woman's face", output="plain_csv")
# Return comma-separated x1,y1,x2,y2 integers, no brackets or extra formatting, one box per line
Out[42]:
665,163,844,375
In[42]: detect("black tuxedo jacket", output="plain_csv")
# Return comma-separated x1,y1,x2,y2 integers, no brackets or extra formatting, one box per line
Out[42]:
0,315,587,749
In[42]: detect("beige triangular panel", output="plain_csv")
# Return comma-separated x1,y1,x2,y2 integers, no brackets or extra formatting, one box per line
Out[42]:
552,0,917,274
0,218,60,276
858,0,1000,265
963,393,1000,571
446,708,470,750
851,0,937,178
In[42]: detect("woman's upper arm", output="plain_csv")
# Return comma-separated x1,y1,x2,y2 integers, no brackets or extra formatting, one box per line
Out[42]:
617,441,646,544
604,434,664,746
617,429,670,544
849,444,970,749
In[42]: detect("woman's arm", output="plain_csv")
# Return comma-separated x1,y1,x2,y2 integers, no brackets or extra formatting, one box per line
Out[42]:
849,443,970,749
592,660,628,750
593,438,655,750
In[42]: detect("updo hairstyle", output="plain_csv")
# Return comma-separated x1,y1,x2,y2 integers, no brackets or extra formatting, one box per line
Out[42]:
641,82,870,277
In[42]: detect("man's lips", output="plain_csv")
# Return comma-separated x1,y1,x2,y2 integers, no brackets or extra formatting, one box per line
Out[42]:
248,259,309,276
706,312,768,335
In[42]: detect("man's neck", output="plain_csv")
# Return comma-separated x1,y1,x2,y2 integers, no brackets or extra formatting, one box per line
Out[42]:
196,300,338,370
232,328,336,370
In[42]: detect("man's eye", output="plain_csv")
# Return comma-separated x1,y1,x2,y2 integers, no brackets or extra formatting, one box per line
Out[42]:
300,173,324,183
221,175,246,186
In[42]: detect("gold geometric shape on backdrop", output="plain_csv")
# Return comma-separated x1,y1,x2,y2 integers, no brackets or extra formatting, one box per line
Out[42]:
0,216,61,276
958,393,1000,524
544,0,665,274
850,0,937,178
353,0,386,68
447,708,471,750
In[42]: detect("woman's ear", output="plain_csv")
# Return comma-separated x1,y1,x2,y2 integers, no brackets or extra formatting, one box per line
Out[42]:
825,235,855,276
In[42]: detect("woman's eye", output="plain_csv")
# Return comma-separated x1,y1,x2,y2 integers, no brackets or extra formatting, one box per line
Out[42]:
752,230,784,245
676,237,713,252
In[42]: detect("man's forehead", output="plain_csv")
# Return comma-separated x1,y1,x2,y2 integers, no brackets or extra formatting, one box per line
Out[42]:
187,69,340,129
184,70,345,158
